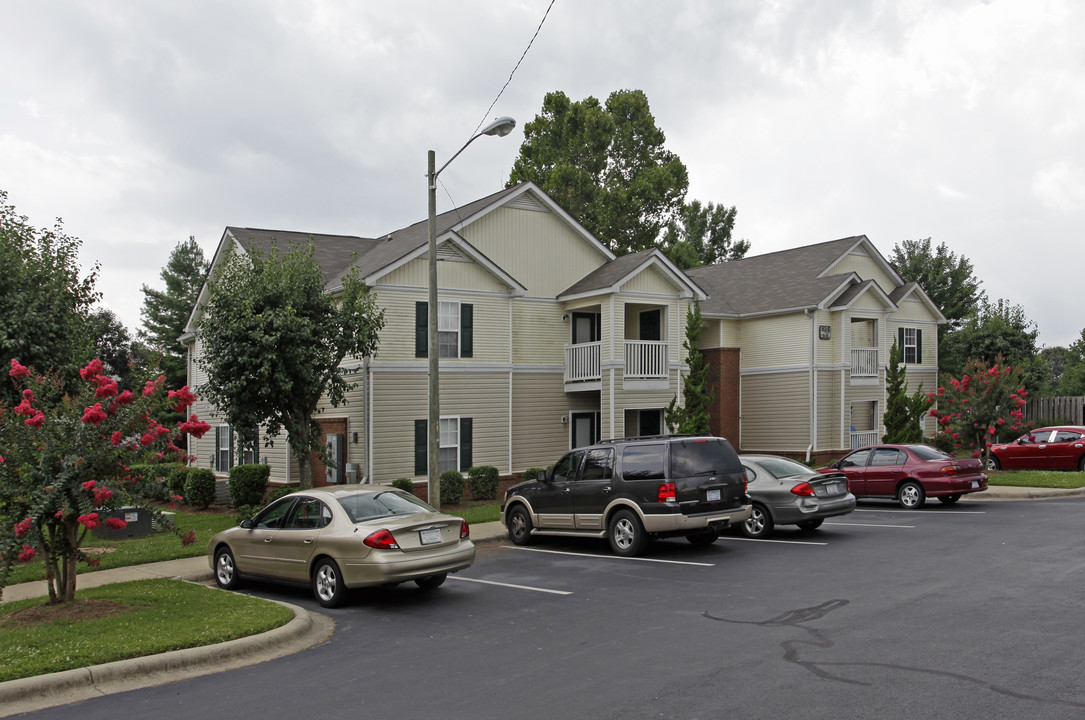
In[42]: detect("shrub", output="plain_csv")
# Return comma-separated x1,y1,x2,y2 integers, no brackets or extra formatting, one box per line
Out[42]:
467,465,500,501
265,485,295,504
228,464,271,508
440,470,466,505
184,468,218,509
167,465,191,498
125,463,177,501
392,478,415,494
235,504,262,524
522,467,548,481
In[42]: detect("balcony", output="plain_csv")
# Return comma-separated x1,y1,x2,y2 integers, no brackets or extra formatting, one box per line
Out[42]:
624,340,667,379
565,341,601,384
851,347,878,377
850,430,879,449
564,339,669,389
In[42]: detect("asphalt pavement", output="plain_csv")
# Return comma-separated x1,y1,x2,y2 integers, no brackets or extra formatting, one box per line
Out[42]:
1,486,1081,715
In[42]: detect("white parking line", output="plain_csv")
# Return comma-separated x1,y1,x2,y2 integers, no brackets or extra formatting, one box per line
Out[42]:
855,508,986,515
825,521,915,528
505,546,716,566
717,536,827,546
451,576,573,595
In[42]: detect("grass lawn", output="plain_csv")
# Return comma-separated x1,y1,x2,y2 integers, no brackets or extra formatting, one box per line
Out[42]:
446,500,502,524
0,578,293,682
986,470,1085,489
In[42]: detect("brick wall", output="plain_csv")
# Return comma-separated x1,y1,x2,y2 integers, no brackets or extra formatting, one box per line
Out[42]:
704,348,741,448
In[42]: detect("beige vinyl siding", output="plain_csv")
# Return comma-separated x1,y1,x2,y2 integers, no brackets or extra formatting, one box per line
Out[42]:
827,251,897,290
891,297,936,322
380,254,508,294
372,288,511,363
621,265,678,294
741,371,810,451
510,372,591,470
740,314,811,368
852,292,887,311
814,310,840,366
815,369,843,450
513,300,566,364
463,206,608,297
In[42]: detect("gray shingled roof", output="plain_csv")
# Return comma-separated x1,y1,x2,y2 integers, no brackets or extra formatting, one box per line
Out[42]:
228,228,381,286
686,236,871,316
559,250,658,296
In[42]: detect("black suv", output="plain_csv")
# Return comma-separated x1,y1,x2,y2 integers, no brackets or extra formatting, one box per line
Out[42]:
500,435,751,556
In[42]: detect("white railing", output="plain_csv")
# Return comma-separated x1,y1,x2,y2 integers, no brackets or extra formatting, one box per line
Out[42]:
564,342,601,383
625,340,668,379
851,348,878,377
850,431,879,449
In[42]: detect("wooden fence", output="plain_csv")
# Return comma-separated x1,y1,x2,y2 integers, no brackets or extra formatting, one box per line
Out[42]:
1025,396,1085,425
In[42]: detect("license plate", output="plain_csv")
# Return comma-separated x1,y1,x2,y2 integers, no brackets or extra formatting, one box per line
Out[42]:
706,489,721,502
419,528,442,545
971,481,979,489
815,482,843,497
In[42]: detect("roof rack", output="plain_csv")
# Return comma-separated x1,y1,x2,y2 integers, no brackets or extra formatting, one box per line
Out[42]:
598,433,713,444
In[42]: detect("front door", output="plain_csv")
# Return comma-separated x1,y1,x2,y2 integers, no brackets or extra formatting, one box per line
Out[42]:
639,309,661,341
233,496,297,578
865,447,907,497
311,418,348,487
571,412,600,449
271,496,329,582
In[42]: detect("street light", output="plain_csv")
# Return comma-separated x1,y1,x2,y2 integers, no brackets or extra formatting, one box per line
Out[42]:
427,116,516,509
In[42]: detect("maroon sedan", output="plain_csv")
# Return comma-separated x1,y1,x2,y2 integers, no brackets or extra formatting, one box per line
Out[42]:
820,444,987,509
988,426,1085,471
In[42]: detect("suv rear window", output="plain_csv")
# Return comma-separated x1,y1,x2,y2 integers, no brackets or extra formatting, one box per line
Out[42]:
669,439,741,477
621,444,666,480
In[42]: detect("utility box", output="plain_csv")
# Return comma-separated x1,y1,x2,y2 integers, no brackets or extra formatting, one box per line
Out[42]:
345,463,361,484
92,506,153,540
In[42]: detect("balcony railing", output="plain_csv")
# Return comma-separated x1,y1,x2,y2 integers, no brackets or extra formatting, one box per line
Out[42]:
565,341,601,383
851,348,878,377
625,340,668,379
850,430,879,449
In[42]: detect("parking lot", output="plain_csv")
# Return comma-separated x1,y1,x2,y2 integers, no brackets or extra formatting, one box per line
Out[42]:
23,497,1085,720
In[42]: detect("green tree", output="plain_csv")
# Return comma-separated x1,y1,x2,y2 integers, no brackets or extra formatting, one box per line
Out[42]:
1059,331,1085,396
666,302,712,434
888,238,985,339
507,89,689,255
882,341,927,443
198,242,385,490
0,190,99,404
661,200,750,269
88,308,137,389
940,298,1041,385
1035,345,1070,396
139,236,209,393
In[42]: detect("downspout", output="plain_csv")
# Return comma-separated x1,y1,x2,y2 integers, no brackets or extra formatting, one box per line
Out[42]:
805,308,816,463
364,355,372,483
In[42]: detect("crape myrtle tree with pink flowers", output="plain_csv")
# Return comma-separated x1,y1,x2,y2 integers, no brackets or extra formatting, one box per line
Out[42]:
926,356,1028,468
0,357,211,603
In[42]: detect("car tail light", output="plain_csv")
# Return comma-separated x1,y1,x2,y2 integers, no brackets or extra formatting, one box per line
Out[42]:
363,529,400,549
460,519,470,539
790,482,816,497
940,464,960,476
657,482,677,503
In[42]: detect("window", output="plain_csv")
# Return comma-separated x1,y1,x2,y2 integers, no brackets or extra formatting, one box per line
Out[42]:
581,449,613,481
899,327,922,364
285,497,330,530
253,497,294,529
415,301,473,358
871,448,905,466
551,451,586,483
621,444,666,480
1054,431,1082,443
414,417,473,475
215,425,233,472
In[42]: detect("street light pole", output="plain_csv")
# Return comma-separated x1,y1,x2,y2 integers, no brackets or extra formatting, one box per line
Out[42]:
427,116,516,509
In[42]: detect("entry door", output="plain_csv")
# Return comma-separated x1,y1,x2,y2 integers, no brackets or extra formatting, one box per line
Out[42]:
572,312,600,344
571,412,600,449
639,309,661,341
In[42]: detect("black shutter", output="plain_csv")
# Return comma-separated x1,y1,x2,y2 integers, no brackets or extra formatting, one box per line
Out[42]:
415,302,428,358
460,418,472,471
915,329,922,364
460,304,473,358
228,426,234,469
898,327,905,357
414,419,427,475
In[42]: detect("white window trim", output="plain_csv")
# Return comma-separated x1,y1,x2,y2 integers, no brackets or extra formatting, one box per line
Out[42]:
903,327,919,364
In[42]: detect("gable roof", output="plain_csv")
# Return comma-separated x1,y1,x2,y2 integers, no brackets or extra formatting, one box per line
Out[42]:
559,249,706,301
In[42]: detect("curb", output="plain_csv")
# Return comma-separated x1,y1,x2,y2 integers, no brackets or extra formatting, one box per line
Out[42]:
0,594,334,715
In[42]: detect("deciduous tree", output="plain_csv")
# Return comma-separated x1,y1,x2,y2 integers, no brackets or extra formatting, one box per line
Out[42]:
940,298,1041,384
888,238,985,339
661,200,750,269
198,242,385,490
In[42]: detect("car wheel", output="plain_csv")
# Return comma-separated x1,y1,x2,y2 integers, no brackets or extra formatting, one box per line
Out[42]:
897,481,926,509
796,518,824,531
415,573,447,591
214,546,241,590
312,558,346,608
939,494,961,505
507,504,533,546
685,530,719,546
986,454,1001,471
741,503,774,539
608,509,648,557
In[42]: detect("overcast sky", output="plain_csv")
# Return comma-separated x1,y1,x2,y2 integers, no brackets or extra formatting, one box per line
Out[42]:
2,1,1082,348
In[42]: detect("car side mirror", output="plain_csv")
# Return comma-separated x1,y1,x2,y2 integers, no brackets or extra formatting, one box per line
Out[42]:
240,518,254,529
1018,438,1028,445
536,470,547,482
834,460,843,469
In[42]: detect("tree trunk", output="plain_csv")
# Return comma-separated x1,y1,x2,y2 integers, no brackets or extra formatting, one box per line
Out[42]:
295,415,313,490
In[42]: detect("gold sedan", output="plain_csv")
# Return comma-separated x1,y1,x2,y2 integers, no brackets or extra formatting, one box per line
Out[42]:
208,487,475,607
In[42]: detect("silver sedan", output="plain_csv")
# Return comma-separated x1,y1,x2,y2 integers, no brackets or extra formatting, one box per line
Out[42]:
739,455,856,538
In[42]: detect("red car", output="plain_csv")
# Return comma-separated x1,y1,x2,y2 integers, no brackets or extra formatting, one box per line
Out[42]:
988,426,1085,471
820,444,987,509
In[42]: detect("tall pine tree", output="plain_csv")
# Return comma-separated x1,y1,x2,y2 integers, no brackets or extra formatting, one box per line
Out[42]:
139,236,209,391
666,302,712,434
883,340,927,443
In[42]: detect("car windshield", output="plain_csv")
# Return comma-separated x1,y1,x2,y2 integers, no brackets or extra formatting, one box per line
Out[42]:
754,457,813,479
906,445,952,461
336,491,436,523
669,439,742,476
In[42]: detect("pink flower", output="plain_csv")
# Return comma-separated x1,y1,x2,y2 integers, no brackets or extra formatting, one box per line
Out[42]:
95,488,114,504
81,403,108,425
14,398,34,416
92,375,118,399
80,359,104,381
9,358,29,378
139,432,156,446
143,375,166,397
24,411,44,428
180,530,197,546
22,388,34,403
179,415,211,439
82,480,97,491
78,513,101,529
111,430,123,446
14,518,32,539
168,385,197,413
18,545,35,563
117,390,134,405
86,557,101,568
105,517,126,530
